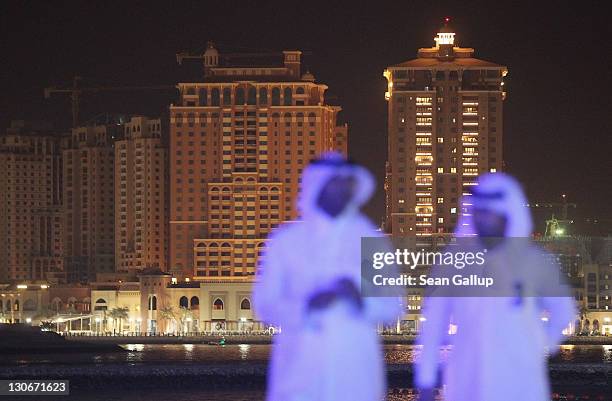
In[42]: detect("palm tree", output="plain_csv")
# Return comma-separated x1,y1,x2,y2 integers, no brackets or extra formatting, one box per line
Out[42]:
178,307,194,333
158,305,178,333
40,320,55,331
578,301,589,335
108,307,129,334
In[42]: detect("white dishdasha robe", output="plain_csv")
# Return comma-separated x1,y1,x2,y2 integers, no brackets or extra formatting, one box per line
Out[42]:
415,173,576,401
254,153,402,401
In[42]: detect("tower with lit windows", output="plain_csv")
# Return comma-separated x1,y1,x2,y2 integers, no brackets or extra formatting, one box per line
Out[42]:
169,44,347,279
383,18,507,236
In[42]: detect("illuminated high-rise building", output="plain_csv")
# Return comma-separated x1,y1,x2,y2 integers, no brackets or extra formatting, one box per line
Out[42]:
169,43,347,278
115,116,168,273
0,121,67,283
384,19,507,236
63,123,118,283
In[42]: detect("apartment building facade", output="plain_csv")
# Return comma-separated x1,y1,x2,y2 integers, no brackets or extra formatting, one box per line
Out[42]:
384,20,507,236
169,43,347,278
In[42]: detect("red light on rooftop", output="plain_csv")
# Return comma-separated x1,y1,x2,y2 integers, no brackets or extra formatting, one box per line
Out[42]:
444,16,451,23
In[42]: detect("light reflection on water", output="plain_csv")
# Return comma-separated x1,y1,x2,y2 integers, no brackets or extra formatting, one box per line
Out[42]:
238,343,251,360
3,344,608,401
6,343,612,365
1,388,597,401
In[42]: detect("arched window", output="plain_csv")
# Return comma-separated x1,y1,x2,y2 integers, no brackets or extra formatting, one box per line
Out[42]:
283,87,292,105
449,71,458,80
94,298,106,311
211,88,220,106
271,87,280,106
190,296,200,309
198,88,208,106
240,298,251,310
436,71,445,80
179,296,189,308
213,298,224,310
149,295,157,311
247,87,257,105
67,297,77,311
13,300,19,311
235,87,245,105
296,86,305,94
259,87,268,105
222,88,231,106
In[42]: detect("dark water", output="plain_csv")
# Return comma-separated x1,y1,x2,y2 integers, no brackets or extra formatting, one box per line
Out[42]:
5,343,612,365
3,389,428,401
3,344,610,400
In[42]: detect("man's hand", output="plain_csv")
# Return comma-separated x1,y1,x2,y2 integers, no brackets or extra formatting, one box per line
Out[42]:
307,290,337,312
307,277,363,314
333,277,363,311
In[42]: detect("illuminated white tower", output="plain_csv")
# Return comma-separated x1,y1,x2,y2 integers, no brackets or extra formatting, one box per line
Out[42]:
384,18,508,236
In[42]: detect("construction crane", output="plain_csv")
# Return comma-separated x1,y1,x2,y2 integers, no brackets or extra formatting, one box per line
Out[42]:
543,194,578,237
44,76,176,127
176,42,313,66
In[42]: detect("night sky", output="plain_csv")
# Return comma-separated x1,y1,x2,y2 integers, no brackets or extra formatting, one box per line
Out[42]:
1,1,610,230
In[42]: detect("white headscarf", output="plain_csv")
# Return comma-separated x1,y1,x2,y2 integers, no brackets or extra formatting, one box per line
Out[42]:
297,152,375,221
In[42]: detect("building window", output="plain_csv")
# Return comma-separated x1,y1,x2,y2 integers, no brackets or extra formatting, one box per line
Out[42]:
211,88,220,106
240,298,251,310
198,88,207,106
283,87,292,105
259,87,268,105
235,87,245,105
213,298,224,310
179,296,189,308
223,88,231,106
271,87,280,106
190,296,199,310
148,295,157,311
247,87,257,105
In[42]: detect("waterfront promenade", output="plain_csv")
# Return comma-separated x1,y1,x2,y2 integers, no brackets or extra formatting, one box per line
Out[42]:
62,333,612,346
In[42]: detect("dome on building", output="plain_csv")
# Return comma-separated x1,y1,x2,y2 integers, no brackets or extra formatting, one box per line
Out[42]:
203,41,219,67
301,70,315,82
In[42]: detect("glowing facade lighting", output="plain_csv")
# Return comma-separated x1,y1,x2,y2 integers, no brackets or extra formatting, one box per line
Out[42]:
435,32,455,47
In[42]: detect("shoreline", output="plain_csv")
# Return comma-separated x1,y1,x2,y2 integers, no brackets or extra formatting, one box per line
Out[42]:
62,334,612,346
